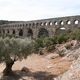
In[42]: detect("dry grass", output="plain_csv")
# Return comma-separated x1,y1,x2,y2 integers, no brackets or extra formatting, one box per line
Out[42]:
50,57,72,75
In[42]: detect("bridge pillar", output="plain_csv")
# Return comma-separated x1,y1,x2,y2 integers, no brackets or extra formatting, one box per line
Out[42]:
47,28,56,37
23,28,27,37
15,29,19,37
9,29,12,35
33,29,38,38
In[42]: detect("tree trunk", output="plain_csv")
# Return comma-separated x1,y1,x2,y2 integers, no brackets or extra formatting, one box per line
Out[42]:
3,59,15,76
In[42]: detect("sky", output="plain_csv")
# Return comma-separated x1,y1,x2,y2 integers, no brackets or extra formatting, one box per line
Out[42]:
0,0,80,21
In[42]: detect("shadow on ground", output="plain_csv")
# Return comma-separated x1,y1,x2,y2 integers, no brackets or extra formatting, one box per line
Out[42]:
1,70,57,80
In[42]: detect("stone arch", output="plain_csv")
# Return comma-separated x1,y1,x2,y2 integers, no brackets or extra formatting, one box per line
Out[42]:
32,23,35,28
36,23,39,26
26,24,28,26
27,28,33,37
23,24,25,27
12,29,15,34
3,29,5,34
19,29,23,36
40,22,44,26
20,24,22,27
17,24,19,27
29,23,31,27
67,20,71,25
44,22,48,26
74,20,79,24
60,21,64,25
54,21,58,25
49,21,53,26
7,29,9,33
38,28,49,38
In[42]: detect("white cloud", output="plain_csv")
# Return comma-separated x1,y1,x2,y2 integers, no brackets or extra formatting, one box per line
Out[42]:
0,0,80,21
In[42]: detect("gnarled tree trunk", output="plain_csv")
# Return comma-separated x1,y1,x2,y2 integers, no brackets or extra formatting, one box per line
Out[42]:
3,59,15,76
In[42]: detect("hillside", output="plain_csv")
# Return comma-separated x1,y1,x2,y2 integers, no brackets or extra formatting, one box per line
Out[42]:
0,20,23,25
0,28,80,80
0,40,80,80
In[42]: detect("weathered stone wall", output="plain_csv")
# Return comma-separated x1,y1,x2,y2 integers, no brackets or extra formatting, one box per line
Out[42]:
0,15,80,38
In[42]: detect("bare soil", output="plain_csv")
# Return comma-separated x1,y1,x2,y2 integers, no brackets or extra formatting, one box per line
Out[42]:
0,53,72,80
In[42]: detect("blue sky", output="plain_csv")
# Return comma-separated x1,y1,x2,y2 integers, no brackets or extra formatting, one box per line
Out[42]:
0,0,80,21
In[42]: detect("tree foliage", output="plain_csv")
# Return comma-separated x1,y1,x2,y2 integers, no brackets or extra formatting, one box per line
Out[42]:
0,37,34,62
0,37,34,75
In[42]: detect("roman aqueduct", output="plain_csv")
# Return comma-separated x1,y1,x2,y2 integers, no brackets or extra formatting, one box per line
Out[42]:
0,15,80,38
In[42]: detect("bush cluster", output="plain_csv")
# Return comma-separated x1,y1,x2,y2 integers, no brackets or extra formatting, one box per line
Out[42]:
0,37,34,62
0,28,80,54
34,28,80,52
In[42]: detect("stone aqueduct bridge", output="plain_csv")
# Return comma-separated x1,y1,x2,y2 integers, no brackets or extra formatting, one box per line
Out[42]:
0,15,80,38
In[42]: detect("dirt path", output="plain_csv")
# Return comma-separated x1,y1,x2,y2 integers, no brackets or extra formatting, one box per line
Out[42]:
0,54,72,80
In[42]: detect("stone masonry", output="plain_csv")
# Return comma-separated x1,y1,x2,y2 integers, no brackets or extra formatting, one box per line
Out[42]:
0,15,80,38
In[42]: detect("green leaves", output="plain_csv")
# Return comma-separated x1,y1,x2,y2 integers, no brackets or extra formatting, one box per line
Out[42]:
0,37,34,62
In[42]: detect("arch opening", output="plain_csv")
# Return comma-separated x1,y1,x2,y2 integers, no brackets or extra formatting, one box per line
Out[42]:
55,27,66,35
27,28,33,38
60,21,64,25
44,22,47,26
40,22,44,26
49,22,53,26
3,29,5,34
38,28,49,38
54,21,58,25
19,29,23,36
36,23,39,26
7,30,9,33
74,20,79,24
26,24,28,26
13,30,15,34
29,24,31,27
67,20,71,25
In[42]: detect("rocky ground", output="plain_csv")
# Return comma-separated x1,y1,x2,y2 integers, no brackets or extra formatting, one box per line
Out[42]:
0,40,80,80
0,54,72,80
55,43,80,80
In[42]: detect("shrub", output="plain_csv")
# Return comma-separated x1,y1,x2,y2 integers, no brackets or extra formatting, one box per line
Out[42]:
55,33,69,44
34,38,44,52
70,28,80,40
65,43,73,50
58,50,65,57
46,45,55,52
0,37,34,75
43,37,57,52
43,37,55,47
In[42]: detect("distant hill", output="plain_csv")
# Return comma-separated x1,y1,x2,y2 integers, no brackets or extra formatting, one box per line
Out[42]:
0,20,22,25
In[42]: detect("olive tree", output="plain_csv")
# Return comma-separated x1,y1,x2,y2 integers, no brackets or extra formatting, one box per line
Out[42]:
0,37,34,75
